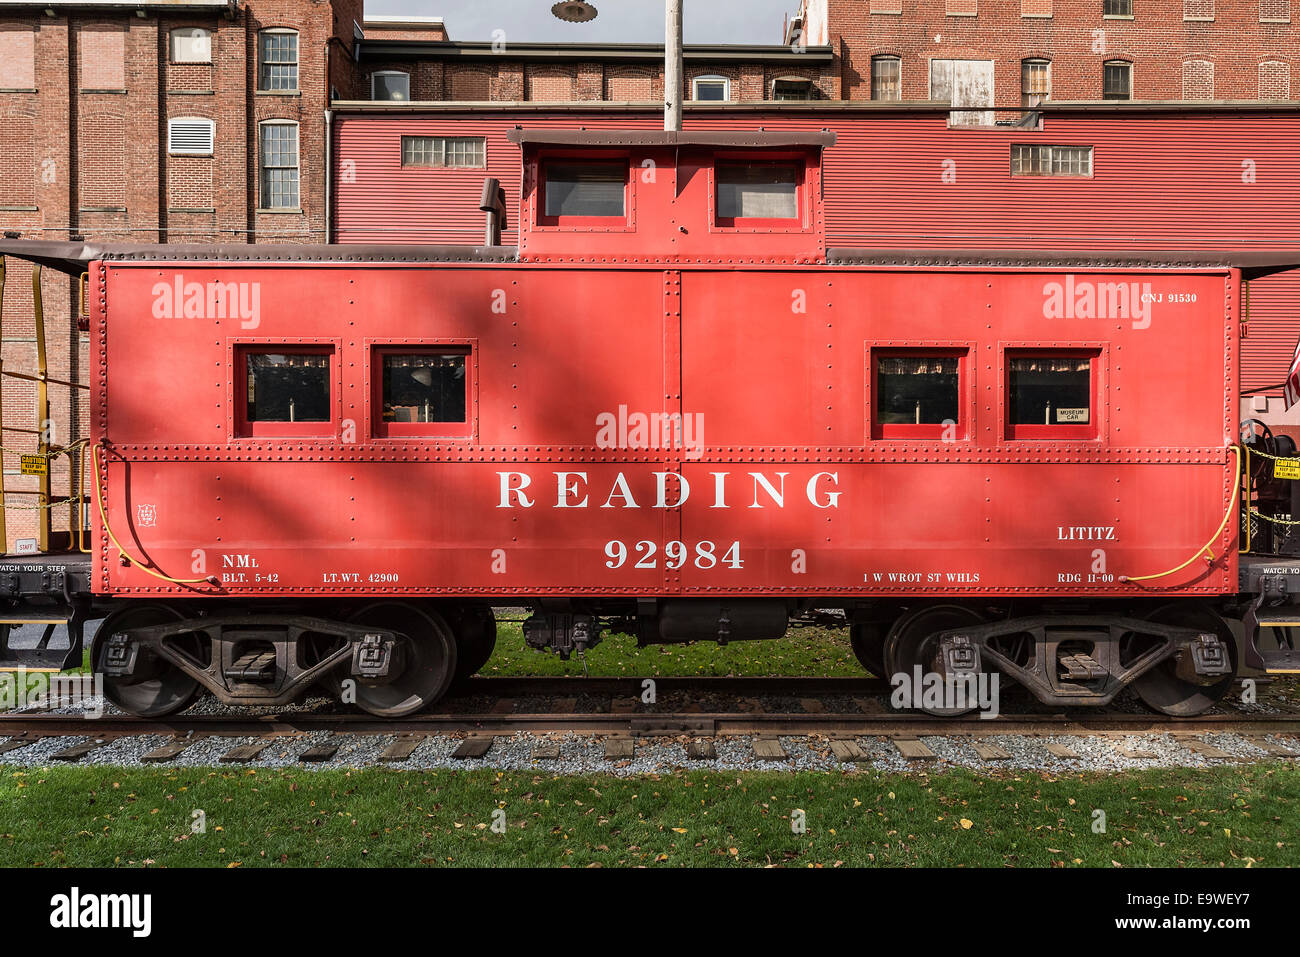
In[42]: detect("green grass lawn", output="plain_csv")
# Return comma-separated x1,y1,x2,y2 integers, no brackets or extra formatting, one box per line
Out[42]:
481,621,862,677
1,764,1293,868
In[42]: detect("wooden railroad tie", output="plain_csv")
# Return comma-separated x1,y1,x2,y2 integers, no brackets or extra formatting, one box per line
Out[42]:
753,738,789,761
1250,736,1299,758
829,739,868,763
1173,736,1235,760
892,737,935,761
51,739,105,762
686,738,716,760
530,741,561,760
140,740,190,763
1044,742,1080,759
970,740,1011,761
603,737,635,760
220,740,272,764
0,734,36,756
298,740,340,763
451,736,494,759
379,736,424,762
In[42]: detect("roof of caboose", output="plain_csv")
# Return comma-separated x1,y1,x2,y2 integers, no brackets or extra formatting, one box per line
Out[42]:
1,239,1300,279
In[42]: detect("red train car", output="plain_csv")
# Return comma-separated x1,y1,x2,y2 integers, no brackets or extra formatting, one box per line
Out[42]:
1,129,1298,719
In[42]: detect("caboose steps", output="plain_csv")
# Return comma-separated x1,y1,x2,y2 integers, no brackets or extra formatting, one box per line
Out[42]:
0,605,88,673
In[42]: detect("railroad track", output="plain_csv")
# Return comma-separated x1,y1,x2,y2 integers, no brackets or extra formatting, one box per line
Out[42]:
2,675,1298,765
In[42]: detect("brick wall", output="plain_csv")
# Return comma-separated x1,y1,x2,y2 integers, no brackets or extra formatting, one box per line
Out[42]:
0,0,355,552
828,0,1300,102
366,55,838,104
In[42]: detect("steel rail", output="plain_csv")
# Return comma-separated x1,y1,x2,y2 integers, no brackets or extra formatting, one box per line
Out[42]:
2,710,1299,739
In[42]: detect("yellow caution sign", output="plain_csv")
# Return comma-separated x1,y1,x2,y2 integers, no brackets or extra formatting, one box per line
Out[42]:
19,454,47,476
1274,458,1300,481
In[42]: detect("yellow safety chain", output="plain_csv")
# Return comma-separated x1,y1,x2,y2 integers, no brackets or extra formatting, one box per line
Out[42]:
90,442,219,588
0,438,88,458
1120,444,1241,584
1249,510,1300,526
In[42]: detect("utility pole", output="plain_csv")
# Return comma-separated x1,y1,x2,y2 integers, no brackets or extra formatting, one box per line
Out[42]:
664,0,683,131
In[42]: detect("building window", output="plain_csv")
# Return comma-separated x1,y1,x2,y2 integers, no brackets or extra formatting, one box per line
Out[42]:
1103,60,1132,100
771,77,814,100
167,117,214,155
692,75,730,101
1103,0,1132,15
716,163,800,221
871,55,902,100
257,29,298,91
374,348,472,438
371,71,410,101
238,348,334,437
543,161,626,219
169,28,211,64
259,121,299,209
1010,144,1093,177
400,136,486,169
1006,351,1098,439
1021,59,1050,106
872,350,967,439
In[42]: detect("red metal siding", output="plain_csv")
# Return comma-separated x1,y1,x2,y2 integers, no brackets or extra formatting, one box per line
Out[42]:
96,260,1236,598
332,107,1300,390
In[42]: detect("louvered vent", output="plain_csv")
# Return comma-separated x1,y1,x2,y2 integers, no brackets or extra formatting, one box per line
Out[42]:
168,118,214,155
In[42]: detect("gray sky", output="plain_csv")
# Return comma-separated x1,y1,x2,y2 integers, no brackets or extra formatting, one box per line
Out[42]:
369,1,798,44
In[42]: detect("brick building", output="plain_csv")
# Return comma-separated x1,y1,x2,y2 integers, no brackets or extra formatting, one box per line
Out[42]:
0,0,361,550
791,0,1299,108
347,35,836,105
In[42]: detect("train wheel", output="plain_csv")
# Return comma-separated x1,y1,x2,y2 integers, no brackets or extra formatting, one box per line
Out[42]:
344,601,457,717
849,622,887,678
883,605,986,717
1131,603,1236,717
448,606,497,683
92,604,202,718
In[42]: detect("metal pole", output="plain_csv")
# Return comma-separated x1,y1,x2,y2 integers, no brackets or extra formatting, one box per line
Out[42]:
664,0,683,132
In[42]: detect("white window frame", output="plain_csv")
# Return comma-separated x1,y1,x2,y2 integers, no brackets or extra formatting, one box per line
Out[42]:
259,120,300,210
400,135,486,169
169,27,211,64
771,75,814,100
167,116,215,155
257,28,299,92
871,55,902,101
1021,58,1051,105
371,70,410,101
691,74,731,102
1103,59,1133,99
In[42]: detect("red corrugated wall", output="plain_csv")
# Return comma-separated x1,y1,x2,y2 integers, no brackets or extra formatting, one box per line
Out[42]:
333,107,1300,391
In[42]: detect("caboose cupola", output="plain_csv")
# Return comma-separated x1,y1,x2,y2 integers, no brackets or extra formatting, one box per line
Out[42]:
505,128,834,263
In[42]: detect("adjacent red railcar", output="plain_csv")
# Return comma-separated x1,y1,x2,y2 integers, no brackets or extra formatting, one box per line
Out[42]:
1,130,1297,719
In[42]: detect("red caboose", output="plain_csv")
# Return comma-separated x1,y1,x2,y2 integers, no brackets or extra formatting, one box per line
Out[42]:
1,130,1297,718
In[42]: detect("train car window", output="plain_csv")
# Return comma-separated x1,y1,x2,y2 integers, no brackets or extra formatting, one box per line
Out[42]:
1006,351,1099,439
871,350,966,439
716,163,800,221
237,348,334,437
542,161,626,218
373,347,472,438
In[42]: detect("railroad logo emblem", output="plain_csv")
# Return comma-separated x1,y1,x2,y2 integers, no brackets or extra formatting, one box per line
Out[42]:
136,504,157,527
